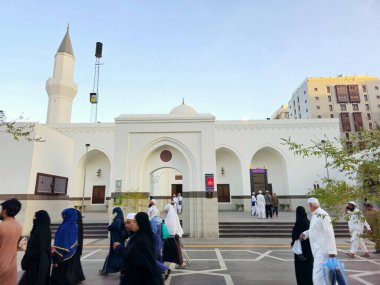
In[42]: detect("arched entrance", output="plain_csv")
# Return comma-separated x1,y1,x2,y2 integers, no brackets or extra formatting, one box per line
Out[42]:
150,168,184,197
138,141,193,235
75,149,111,211
216,147,244,210
250,146,289,196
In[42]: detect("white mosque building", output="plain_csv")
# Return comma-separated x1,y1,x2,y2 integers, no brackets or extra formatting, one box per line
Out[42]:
1,29,345,238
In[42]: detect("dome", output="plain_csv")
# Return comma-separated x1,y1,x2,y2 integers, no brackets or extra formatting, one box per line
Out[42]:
169,100,197,115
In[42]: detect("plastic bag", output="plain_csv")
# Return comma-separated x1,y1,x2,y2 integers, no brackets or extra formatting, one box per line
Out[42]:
322,257,349,285
292,239,303,255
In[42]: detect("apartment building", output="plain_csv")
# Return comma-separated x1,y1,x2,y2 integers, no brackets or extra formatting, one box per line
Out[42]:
288,76,380,136
271,103,289,120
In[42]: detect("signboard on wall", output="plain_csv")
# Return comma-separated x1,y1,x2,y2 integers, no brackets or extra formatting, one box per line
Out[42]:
115,180,122,192
205,174,214,192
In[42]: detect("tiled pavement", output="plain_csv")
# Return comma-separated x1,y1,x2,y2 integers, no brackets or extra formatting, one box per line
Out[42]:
17,240,380,285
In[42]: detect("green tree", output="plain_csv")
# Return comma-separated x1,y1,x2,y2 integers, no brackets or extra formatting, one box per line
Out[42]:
282,129,379,210
0,110,43,142
282,129,379,245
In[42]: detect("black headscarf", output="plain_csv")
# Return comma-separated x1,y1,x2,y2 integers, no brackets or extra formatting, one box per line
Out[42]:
113,207,124,222
135,212,154,242
292,206,310,244
28,210,51,252
295,206,308,223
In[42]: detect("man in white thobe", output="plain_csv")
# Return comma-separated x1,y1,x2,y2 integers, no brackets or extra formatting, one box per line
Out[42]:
345,201,371,258
251,193,257,216
171,194,178,212
300,197,337,285
177,193,183,214
256,191,266,219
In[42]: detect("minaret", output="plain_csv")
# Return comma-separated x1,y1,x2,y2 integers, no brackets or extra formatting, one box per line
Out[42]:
46,25,78,124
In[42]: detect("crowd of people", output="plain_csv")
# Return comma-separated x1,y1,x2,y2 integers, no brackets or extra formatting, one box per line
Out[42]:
0,196,185,285
291,198,379,285
0,195,379,285
251,190,279,218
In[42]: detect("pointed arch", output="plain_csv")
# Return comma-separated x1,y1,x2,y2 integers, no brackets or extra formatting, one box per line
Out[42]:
250,145,289,196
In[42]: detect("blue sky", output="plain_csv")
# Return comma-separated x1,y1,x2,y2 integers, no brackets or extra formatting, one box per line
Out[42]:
1,0,379,123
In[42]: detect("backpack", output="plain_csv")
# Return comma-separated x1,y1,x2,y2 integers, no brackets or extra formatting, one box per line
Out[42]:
161,222,170,240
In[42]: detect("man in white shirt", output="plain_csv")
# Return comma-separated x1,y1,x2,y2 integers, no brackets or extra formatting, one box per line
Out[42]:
345,201,371,258
177,193,183,214
256,191,266,219
171,194,178,213
300,197,337,285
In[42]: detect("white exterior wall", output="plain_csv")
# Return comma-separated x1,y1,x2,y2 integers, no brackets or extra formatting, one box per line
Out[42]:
0,125,35,195
215,119,347,210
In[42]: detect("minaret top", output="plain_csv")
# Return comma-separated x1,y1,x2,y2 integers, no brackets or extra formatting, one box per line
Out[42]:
57,26,74,56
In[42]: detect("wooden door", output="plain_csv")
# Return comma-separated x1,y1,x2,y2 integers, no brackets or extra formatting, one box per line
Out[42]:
217,184,230,202
92,186,105,204
171,184,183,196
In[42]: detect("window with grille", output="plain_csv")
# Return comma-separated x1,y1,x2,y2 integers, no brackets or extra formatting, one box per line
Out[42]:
35,173,68,195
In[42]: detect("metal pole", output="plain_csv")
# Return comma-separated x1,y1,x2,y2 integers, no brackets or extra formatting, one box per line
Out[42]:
81,144,90,215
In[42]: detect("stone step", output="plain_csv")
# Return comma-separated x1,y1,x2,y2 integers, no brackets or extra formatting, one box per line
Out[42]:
218,222,350,238
51,223,109,239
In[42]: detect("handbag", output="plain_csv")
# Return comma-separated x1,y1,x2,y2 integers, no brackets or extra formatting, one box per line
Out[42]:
322,257,349,285
161,223,170,240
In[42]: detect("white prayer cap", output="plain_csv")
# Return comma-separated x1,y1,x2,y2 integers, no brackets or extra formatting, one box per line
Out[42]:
151,199,156,205
348,201,356,206
259,190,262,194
126,213,136,220
307,197,319,204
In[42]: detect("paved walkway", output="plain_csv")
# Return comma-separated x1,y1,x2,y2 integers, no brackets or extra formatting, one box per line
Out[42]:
17,239,379,285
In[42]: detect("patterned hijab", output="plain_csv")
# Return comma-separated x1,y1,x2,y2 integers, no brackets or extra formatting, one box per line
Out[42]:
53,208,78,260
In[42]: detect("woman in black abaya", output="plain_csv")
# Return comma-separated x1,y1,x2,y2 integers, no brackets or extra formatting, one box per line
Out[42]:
100,207,127,275
120,212,163,285
291,206,314,285
18,210,51,285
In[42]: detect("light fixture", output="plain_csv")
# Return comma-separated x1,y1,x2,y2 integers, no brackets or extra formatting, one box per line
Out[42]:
96,168,101,177
221,166,225,176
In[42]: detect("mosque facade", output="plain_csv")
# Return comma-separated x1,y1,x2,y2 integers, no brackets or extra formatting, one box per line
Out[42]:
0,30,346,238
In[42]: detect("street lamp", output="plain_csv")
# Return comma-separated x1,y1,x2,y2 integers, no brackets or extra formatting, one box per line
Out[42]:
321,140,330,179
81,144,90,215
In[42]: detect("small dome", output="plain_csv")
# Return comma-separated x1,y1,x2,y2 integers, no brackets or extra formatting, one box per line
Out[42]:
169,100,197,115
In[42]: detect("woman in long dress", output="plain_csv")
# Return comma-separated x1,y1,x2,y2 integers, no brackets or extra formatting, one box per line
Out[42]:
291,206,313,285
19,210,51,285
120,212,163,285
162,204,185,268
50,208,79,285
100,207,127,275
150,207,170,279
